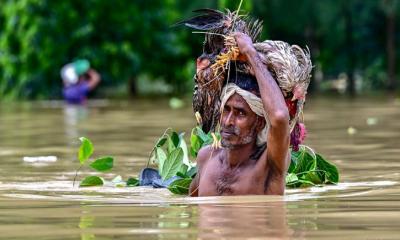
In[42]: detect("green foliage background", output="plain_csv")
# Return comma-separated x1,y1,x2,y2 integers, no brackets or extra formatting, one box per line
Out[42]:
0,0,399,100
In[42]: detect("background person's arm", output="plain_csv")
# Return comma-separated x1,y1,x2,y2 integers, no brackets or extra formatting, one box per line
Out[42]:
233,32,290,175
86,69,101,90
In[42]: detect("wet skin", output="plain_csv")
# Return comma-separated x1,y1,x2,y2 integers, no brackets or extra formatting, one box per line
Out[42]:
189,33,290,196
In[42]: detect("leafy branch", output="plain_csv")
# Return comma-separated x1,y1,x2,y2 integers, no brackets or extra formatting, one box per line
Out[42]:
73,137,114,187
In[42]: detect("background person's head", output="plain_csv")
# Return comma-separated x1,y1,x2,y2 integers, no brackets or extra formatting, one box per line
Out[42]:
61,59,90,86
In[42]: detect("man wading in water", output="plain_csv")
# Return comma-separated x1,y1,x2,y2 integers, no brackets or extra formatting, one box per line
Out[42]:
189,33,290,196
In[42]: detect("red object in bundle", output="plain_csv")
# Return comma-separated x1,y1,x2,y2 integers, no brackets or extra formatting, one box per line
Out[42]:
285,98,297,117
286,98,307,151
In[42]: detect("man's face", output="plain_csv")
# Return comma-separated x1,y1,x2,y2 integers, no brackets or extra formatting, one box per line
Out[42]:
220,93,264,148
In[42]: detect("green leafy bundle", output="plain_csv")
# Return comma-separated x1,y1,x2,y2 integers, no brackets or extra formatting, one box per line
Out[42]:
189,126,217,158
148,129,197,194
73,127,339,195
286,145,339,188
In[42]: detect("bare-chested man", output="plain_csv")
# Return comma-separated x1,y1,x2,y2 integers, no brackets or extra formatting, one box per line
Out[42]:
189,32,290,196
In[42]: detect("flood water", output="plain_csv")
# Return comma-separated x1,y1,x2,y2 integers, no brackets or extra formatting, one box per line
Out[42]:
0,97,399,239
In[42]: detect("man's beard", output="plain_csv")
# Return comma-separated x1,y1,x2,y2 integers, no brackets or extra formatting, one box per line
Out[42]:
221,124,257,149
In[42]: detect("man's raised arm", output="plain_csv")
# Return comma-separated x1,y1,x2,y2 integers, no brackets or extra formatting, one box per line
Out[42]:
233,32,290,174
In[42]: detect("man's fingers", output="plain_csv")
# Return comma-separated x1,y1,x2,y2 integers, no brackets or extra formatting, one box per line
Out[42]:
232,32,245,40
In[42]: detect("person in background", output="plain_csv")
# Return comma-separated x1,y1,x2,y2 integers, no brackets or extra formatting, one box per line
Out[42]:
61,59,101,104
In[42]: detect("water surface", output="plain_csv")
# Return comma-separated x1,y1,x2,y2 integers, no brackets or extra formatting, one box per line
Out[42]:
1,97,399,239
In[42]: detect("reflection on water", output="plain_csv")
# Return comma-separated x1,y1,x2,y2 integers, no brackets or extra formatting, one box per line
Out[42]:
63,105,89,141
0,97,400,239
197,202,292,239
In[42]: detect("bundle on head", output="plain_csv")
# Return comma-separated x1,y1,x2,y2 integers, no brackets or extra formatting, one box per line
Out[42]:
176,8,312,151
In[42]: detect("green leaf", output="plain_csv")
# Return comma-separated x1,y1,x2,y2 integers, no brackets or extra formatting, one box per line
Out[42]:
178,134,192,168
189,147,197,158
150,150,157,164
190,130,203,157
286,178,316,188
78,137,94,164
190,133,199,149
167,178,192,195
285,173,298,184
171,132,180,147
205,132,217,145
80,176,104,187
178,164,188,176
167,136,175,153
161,147,184,180
187,166,198,178
156,137,167,147
298,179,317,188
176,172,187,178
89,156,114,172
304,171,323,184
196,127,209,142
165,131,180,154
316,154,339,183
288,151,299,173
156,147,167,174
287,146,341,188
126,177,139,187
293,148,316,174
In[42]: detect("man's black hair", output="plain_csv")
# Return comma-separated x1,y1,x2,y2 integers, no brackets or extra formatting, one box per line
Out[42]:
226,61,260,96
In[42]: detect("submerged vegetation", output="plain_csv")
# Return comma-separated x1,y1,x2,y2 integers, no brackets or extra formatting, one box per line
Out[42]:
149,127,339,195
75,127,339,195
73,137,139,187
73,137,114,187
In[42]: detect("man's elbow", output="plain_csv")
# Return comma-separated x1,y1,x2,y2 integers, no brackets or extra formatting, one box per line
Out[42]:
270,109,289,128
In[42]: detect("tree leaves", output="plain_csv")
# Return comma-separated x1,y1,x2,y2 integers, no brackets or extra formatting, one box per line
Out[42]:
78,137,93,164
89,157,114,172
126,177,140,187
151,130,194,181
285,173,298,184
156,137,167,147
161,148,184,180
167,178,192,195
287,146,339,188
80,176,104,187
189,126,214,158
74,137,116,187
156,147,167,174
316,153,339,184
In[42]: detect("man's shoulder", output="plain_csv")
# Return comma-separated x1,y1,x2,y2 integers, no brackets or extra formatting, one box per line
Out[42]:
196,145,220,166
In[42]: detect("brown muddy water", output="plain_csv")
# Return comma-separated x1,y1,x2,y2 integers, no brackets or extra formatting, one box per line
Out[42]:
0,97,399,240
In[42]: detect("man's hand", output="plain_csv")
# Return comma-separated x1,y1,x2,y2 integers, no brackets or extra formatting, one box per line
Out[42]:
86,68,101,90
232,32,257,59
